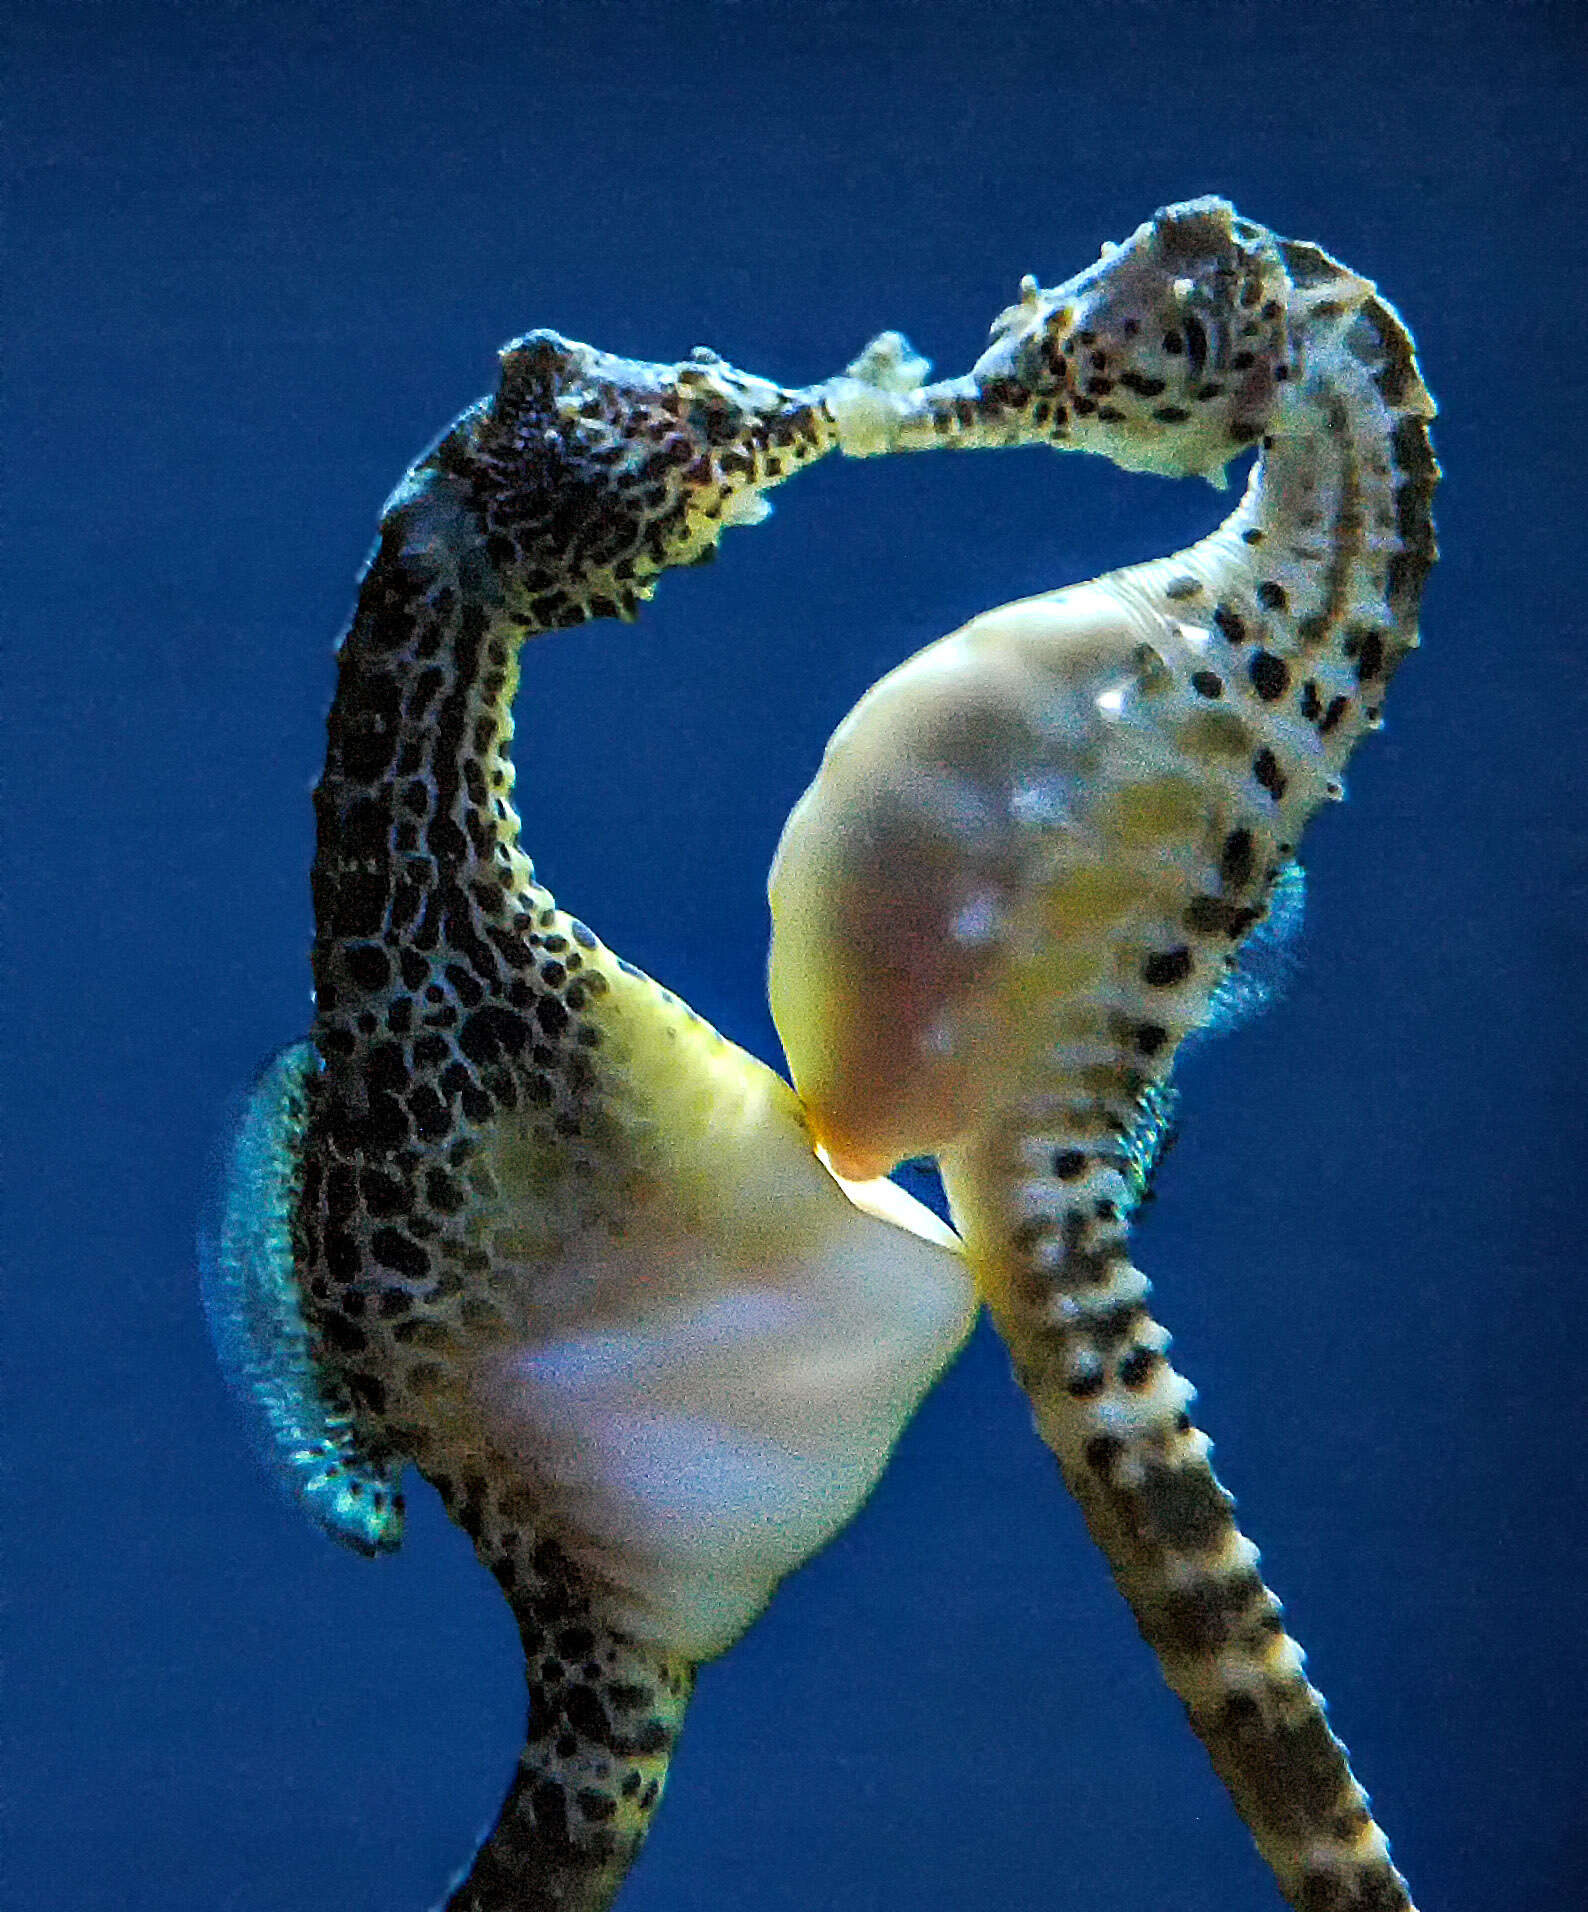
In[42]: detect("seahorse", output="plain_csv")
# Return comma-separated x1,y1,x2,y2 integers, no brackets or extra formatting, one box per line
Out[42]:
769,198,1437,1911
204,328,982,1912
203,198,1435,1912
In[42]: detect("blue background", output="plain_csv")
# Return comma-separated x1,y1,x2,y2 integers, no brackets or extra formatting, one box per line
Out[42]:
10,2,1586,1907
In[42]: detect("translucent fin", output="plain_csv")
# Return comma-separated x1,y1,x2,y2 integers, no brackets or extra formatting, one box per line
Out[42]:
1118,864,1305,1210
199,1042,404,1555
1195,859,1306,1040
1119,1079,1181,1215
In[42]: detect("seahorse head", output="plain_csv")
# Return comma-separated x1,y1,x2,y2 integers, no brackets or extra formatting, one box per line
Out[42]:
974,196,1294,484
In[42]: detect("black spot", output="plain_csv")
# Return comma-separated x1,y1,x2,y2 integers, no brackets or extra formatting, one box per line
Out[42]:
1141,1569,1266,1657
1136,1459,1233,1551
576,1788,617,1824
345,943,392,992
1135,1022,1168,1057
319,1309,368,1356
1185,895,1234,934
1143,946,1193,986
1248,651,1290,701
424,1167,465,1214
1253,747,1288,800
408,1083,451,1143
1118,1346,1159,1388
364,1088,410,1148
1191,669,1224,699
1152,404,1192,424
1164,574,1201,601
324,1225,361,1283
528,1778,575,1852
1256,580,1288,612
562,1683,612,1747
629,1718,671,1757
1220,828,1255,887
1212,604,1248,645
1085,1434,1124,1478
1053,1149,1088,1180
1241,526,1265,545
1223,1702,1354,1835
536,993,571,1038
370,1226,429,1282
1318,694,1350,735
1066,1368,1105,1399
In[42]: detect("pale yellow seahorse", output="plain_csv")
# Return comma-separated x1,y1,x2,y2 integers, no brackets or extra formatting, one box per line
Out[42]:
771,198,1436,1911
204,198,1433,1912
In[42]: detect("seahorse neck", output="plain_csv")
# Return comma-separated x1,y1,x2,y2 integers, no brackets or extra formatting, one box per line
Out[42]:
1137,275,1438,790
1220,300,1433,664
307,329,854,1057
309,469,539,1054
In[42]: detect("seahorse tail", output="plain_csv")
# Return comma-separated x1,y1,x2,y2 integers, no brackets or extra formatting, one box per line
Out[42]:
942,1129,1416,1912
429,1471,694,1912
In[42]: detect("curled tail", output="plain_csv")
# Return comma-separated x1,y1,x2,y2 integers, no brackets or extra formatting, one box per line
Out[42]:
434,1478,693,1912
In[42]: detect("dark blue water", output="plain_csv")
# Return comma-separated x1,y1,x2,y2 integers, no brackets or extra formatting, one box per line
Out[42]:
11,3,1585,1906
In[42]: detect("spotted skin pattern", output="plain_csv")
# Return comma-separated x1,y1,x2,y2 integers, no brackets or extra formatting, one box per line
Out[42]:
213,200,1433,1910
288,329,987,1910
301,336,867,1910
770,200,1437,1911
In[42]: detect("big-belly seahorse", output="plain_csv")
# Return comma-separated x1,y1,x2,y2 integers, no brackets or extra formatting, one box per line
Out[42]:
770,200,1436,1911
204,198,1434,1912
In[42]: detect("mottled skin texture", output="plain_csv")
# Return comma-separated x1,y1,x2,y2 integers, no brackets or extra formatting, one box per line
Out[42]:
300,337,860,1908
771,201,1437,1912
240,201,1434,1910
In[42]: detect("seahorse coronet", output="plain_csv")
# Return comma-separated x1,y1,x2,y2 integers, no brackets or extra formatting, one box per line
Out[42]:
208,196,1434,1912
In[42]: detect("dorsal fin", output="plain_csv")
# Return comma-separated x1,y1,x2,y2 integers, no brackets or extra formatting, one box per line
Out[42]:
1195,858,1306,1041
200,1043,404,1555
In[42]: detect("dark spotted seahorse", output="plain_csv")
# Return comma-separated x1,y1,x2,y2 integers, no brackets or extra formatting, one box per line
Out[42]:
770,199,1437,1910
204,197,1434,1912
205,329,980,1912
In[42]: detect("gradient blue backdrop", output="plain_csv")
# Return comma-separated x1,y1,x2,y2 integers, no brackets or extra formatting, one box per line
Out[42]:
10,2,1586,1907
